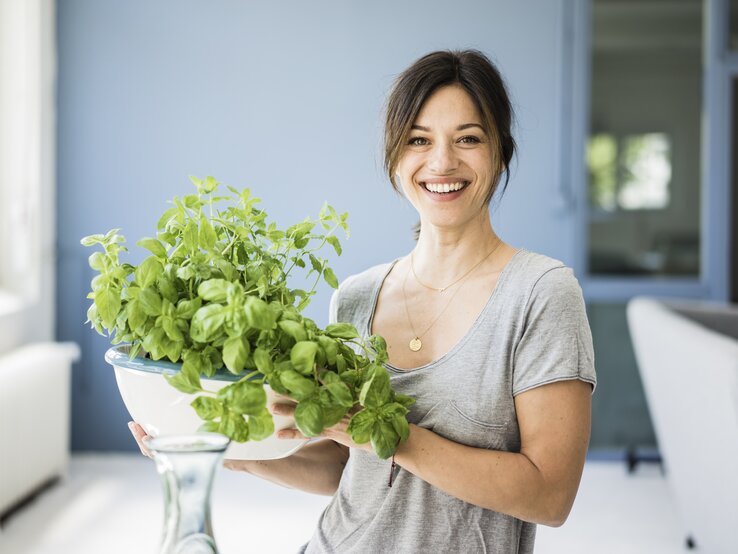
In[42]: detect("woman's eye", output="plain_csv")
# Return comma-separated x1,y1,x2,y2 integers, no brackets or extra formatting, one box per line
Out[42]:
459,135,481,144
408,136,429,146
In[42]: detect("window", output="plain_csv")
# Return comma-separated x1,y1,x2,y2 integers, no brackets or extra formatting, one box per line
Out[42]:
587,0,702,277
0,0,52,307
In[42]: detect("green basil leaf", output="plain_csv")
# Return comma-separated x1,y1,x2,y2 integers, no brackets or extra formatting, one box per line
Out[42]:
156,206,180,231
198,421,220,433
323,267,338,289
138,288,163,317
164,339,183,363
290,341,318,374
391,413,410,443
278,320,307,342
326,235,342,255
176,265,195,281
191,396,223,419
80,233,105,246
280,369,316,400
369,334,388,364
88,252,106,271
394,393,416,409
136,237,168,258
220,381,267,416
183,219,199,253
347,408,375,444
308,254,323,273
371,421,399,460
359,365,391,409
317,335,338,366
243,296,276,330
294,400,324,437
143,327,166,360
95,287,121,330
220,411,249,442
175,298,202,319
190,304,227,342
198,213,217,250
135,256,164,289
324,323,359,340
321,403,347,428
165,356,202,393
162,316,184,342
126,299,147,333
198,279,229,303
248,410,275,441
203,175,218,193
252,347,273,375
157,276,178,304
223,335,250,374
166,371,201,394
326,381,353,408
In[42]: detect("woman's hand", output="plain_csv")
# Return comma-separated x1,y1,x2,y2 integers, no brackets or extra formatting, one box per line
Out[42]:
127,421,153,458
271,401,373,454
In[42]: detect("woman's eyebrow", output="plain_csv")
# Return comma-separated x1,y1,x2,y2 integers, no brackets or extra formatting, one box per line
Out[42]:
411,123,485,131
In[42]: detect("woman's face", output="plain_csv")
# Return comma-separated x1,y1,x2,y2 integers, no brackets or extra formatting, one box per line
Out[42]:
396,84,496,232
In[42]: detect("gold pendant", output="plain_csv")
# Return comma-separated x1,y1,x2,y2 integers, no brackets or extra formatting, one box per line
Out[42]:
409,337,422,352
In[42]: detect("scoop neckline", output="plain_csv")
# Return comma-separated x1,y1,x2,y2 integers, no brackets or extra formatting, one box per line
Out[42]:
365,248,527,374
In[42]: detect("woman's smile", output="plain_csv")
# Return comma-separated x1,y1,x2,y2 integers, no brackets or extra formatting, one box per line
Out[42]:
418,178,471,201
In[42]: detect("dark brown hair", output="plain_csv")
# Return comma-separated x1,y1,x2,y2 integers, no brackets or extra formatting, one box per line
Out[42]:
384,49,517,208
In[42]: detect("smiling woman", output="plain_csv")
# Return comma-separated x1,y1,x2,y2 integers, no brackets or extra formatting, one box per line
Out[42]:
290,50,595,553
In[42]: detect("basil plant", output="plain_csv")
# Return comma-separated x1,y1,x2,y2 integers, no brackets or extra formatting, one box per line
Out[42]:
82,176,413,459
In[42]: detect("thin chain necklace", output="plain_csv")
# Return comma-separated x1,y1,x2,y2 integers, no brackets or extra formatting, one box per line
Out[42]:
411,238,502,293
402,240,501,352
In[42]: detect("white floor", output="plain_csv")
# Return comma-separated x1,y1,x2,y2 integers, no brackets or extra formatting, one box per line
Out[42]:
0,455,688,554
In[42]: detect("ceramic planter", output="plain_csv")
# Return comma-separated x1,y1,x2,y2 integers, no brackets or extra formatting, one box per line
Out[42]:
105,344,308,460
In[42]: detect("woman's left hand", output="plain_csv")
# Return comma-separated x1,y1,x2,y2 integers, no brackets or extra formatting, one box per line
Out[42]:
271,402,374,454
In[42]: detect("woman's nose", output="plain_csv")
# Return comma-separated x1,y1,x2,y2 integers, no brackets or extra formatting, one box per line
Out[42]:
427,141,458,173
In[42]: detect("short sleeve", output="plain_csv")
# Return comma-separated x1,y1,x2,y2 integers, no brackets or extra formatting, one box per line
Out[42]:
328,287,340,325
512,266,597,396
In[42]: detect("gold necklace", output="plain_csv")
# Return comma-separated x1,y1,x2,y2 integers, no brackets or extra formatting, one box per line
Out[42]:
411,238,502,293
402,245,497,352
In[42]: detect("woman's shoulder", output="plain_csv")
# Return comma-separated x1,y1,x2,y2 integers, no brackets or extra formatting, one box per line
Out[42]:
507,248,583,302
330,259,398,318
339,260,397,293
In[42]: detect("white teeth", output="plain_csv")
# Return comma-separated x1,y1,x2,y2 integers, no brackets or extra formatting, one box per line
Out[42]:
423,181,467,193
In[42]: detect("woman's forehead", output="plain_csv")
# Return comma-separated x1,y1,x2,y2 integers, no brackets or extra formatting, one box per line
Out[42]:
414,85,484,128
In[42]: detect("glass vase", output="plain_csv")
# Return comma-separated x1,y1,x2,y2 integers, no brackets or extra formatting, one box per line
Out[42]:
146,434,230,554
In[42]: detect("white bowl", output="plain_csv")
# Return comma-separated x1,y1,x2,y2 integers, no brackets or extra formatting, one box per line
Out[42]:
105,345,308,460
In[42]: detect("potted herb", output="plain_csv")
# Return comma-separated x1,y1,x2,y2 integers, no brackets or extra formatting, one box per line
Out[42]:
82,176,413,460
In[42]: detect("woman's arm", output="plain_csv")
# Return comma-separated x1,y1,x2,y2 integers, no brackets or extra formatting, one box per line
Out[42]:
224,438,349,496
393,379,592,527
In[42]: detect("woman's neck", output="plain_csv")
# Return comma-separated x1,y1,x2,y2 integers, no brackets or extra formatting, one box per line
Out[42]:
412,212,501,286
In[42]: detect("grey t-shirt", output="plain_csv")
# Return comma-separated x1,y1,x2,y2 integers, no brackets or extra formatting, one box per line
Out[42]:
299,249,597,553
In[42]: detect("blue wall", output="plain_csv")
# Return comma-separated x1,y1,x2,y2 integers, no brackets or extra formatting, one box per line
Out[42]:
57,0,570,450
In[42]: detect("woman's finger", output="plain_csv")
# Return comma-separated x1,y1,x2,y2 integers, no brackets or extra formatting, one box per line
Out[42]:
128,421,153,458
270,402,296,416
276,427,307,440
